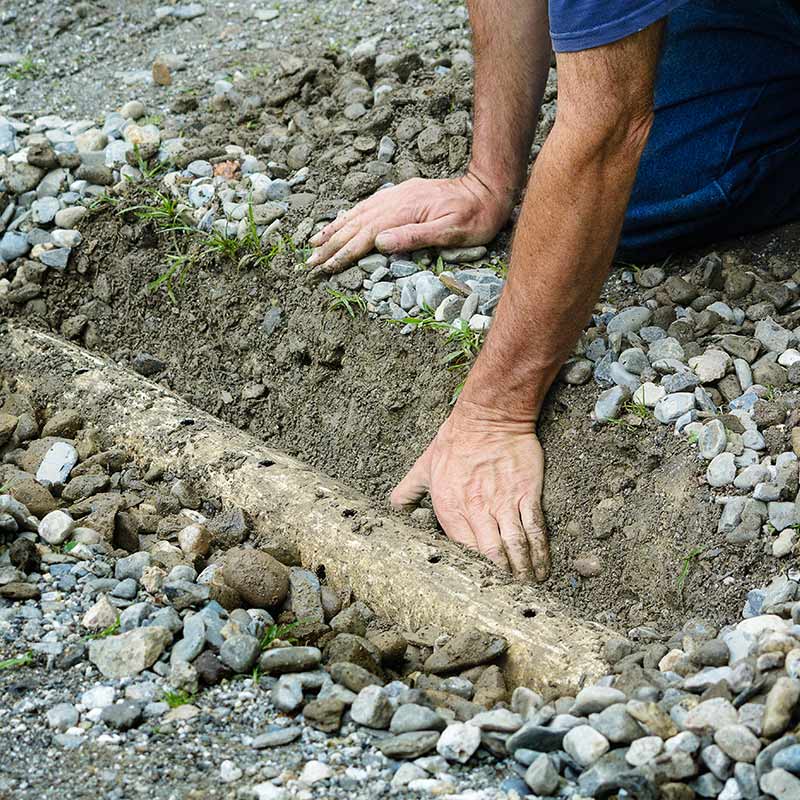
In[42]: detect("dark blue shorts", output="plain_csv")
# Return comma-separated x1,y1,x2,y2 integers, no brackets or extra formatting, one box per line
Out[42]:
618,0,800,261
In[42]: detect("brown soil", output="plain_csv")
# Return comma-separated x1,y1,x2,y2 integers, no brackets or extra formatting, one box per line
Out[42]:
5,49,798,641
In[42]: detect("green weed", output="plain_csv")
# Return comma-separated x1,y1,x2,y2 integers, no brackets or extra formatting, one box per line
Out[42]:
260,621,300,651
86,193,120,215
7,57,42,80
251,666,262,685
147,252,197,305
686,430,700,445
677,547,704,595
326,288,367,318
124,188,191,234
163,689,195,708
0,651,33,671
85,618,120,641
623,400,650,420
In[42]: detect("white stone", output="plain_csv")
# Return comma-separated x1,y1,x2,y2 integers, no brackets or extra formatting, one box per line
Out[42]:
80,684,116,710
299,761,332,784
654,393,695,424
633,382,665,408
220,760,243,783
689,349,730,383
562,724,610,766
778,348,800,367
38,509,76,545
436,722,481,764
625,736,664,766
706,452,736,487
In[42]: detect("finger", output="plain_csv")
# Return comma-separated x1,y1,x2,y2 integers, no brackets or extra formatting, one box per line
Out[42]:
435,508,479,552
390,450,432,511
520,497,551,582
318,229,381,275
306,215,376,269
497,511,535,582
309,207,358,247
375,218,459,254
467,511,511,573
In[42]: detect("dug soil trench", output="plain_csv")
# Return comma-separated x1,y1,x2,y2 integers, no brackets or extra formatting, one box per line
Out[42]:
7,212,769,642
4,322,616,694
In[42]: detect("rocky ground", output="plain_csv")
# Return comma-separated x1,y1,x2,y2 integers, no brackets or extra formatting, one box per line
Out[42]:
2,1,800,798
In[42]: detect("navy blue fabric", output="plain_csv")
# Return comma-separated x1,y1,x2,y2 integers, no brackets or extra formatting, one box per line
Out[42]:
618,0,800,261
550,0,689,52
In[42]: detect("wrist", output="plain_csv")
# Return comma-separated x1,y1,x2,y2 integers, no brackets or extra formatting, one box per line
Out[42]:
464,161,521,215
451,396,538,432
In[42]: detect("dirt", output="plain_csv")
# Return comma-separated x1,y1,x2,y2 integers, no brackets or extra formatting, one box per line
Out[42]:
4,40,796,645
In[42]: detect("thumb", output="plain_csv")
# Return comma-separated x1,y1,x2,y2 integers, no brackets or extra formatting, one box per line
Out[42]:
375,221,453,254
390,450,432,511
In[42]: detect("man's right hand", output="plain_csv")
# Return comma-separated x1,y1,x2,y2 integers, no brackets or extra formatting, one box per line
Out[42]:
305,169,515,278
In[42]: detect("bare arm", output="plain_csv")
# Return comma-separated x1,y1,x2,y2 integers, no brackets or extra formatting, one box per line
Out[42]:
306,2,551,273
392,23,665,581
466,0,551,203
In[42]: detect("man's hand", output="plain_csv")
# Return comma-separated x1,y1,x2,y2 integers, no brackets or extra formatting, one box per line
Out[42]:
390,402,551,582
305,170,513,277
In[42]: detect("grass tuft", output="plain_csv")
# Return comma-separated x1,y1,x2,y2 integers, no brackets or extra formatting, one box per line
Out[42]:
163,689,195,708
0,651,34,671
85,618,120,641
260,621,300,651
326,289,367,318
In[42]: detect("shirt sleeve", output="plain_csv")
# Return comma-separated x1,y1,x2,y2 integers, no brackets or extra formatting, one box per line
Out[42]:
549,0,690,52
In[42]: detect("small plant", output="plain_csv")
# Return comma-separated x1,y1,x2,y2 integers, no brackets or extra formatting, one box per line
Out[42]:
0,651,33,671
163,688,195,708
686,430,700,445
431,255,446,275
487,258,509,279
623,400,650,420
125,188,191,234
677,547,704,595
63,540,78,552
7,57,42,80
139,114,163,126
248,64,270,80
442,319,485,371
147,252,196,304
260,621,300,651
86,193,120,215
326,288,367,318
251,666,262,685
85,618,120,641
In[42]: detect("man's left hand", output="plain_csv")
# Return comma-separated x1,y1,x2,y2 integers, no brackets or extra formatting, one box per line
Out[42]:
390,403,551,582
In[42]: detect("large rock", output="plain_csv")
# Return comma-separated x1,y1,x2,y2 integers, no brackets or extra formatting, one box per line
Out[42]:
221,547,289,608
424,629,507,674
89,627,172,678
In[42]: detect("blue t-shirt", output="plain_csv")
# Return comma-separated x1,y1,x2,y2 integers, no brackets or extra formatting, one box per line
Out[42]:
550,0,690,52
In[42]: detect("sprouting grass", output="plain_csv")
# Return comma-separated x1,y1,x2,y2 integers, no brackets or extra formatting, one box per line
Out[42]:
86,193,120,215
623,400,651,420
251,666,262,685
7,57,43,80
260,621,300,651
163,688,195,708
0,483,9,495
393,310,485,403
248,64,270,79
147,252,197,305
677,547,704,595
63,540,78,552
486,258,509,279
686,430,700,445
326,288,367,318
0,651,34,671
139,114,163,126
124,188,192,234
85,618,120,641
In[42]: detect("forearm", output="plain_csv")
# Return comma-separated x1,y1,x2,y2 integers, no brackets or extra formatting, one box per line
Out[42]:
466,0,551,203
457,111,653,424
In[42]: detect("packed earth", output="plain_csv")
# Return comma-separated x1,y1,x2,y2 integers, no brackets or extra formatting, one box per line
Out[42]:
2,1,800,799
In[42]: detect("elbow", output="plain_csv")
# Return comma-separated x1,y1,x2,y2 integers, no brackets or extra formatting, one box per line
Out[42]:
554,98,655,163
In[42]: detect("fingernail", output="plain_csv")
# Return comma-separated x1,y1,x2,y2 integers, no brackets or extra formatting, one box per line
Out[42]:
309,234,322,246
375,234,395,252
306,251,320,266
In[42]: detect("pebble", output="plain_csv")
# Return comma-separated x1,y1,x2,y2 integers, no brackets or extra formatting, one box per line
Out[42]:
436,722,482,764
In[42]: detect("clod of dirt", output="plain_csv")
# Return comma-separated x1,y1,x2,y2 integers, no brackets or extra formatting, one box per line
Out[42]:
424,629,508,675
221,546,289,608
